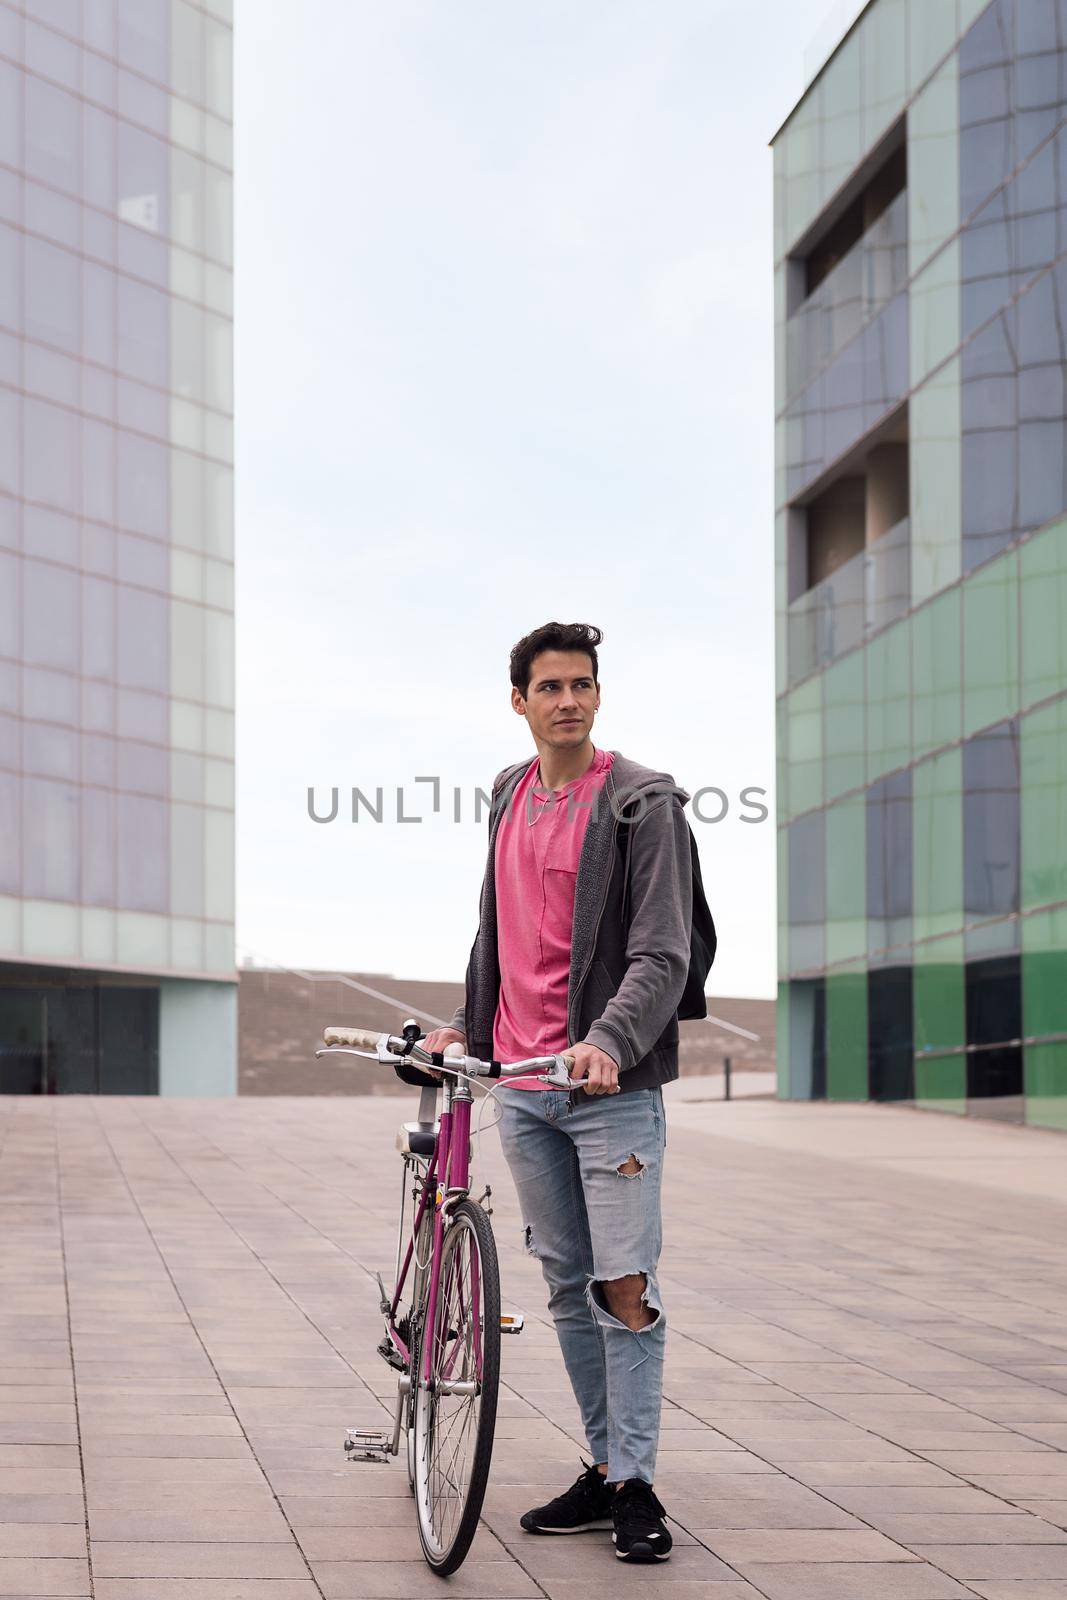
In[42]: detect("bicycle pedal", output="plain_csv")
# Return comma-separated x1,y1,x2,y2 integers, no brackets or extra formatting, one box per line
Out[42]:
500,1314,524,1334
344,1427,392,1462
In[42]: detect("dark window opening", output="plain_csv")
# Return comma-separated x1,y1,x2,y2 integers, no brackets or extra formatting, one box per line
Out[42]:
0,966,160,1094
868,963,914,1101
805,143,908,300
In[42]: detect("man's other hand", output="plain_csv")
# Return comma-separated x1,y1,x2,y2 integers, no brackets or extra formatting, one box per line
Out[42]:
569,1041,620,1096
421,1028,466,1082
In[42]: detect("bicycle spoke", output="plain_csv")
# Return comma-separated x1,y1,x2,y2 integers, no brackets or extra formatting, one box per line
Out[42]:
413,1201,500,1573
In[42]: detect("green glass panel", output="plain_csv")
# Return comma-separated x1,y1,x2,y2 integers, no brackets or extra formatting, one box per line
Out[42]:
1025,1042,1067,1130
824,648,866,801
780,89,823,258
820,29,862,198
1021,701,1067,912
776,696,790,824
867,623,910,783
777,826,790,979
788,674,824,817
913,934,967,1110
909,0,957,91
908,55,959,274
910,239,961,392
1022,904,1067,1035
912,587,962,758
862,0,908,149
826,795,867,966
962,552,1019,737
776,982,790,1099
826,966,869,1100
1020,515,1067,709
913,747,964,943
911,358,962,607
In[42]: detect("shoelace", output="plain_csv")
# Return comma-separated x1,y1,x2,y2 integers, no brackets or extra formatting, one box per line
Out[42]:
614,1482,666,1531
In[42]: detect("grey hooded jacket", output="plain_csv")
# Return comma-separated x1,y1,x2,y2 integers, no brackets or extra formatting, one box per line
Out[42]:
449,750,694,1097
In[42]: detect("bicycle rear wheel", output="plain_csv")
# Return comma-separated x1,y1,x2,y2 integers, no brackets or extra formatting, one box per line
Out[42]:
413,1198,500,1574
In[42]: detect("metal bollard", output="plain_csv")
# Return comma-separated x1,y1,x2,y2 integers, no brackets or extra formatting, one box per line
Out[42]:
724,1054,732,1101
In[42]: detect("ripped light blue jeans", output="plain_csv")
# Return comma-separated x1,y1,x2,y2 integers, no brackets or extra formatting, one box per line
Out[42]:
497,1086,667,1484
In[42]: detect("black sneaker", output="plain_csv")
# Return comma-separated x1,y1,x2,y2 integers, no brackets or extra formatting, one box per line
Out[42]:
519,1458,614,1534
612,1478,673,1562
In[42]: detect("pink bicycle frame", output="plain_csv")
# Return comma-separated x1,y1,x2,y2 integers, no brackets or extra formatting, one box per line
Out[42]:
385,1087,478,1386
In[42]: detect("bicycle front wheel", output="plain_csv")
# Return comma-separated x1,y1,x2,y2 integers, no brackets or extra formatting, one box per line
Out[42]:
413,1198,501,1574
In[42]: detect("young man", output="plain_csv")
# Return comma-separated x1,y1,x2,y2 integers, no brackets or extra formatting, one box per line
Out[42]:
425,620,694,1564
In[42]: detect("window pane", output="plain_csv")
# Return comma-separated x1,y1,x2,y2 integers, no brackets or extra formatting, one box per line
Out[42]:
25,236,80,352
117,0,168,81
116,585,167,692
1021,697,1067,912
25,77,79,194
116,793,168,911
116,431,168,539
23,667,78,724
117,122,168,236
0,770,18,893
913,749,964,943
82,576,115,681
172,1,205,105
0,60,20,169
23,723,78,781
22,777,79,900
203,165,232,266
0,221,19,331
867,770,913,958
170,802,204,916
205,17,233,119
23,560,79,673
116,275,168,386
963,719,1020,919
170,150,203,254
83,104,116,213
788,810,825,973
24,399,80,514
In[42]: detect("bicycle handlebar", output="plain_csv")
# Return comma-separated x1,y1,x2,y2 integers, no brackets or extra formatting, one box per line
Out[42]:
317,1025,580,1087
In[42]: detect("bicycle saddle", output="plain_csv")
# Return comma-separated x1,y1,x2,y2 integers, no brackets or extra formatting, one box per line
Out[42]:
397,1122,439,1157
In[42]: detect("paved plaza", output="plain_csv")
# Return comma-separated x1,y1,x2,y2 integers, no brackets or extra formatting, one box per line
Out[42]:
1,1085,1067,1599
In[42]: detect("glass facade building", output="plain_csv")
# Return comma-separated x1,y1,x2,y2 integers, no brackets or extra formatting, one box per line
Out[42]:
0,0,236,1094
773,0,1067,1126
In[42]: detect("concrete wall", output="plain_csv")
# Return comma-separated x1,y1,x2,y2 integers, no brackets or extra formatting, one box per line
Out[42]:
159,980,238,1097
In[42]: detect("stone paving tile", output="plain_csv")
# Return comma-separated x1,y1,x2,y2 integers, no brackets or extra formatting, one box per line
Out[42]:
732,1565,975,1598
911,1541,1067,1578
4,1094,1067,1599
94,1586,320,1600
0,1524,86,1556
0,1555,90,1593
90,1542,311,1579
0,1499,84,1525
878,1513,1067,1544
701,1527,921,1564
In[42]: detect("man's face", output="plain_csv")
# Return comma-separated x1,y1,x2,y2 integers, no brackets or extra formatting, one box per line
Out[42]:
512,649,601,749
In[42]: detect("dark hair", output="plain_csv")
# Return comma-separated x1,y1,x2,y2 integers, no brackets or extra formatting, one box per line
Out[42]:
509,622,603,696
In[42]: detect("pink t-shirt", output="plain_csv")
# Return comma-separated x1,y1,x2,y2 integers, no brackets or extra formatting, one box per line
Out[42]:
492,746,615,1089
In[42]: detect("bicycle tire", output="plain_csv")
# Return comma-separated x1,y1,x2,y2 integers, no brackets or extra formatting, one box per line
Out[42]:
413,1199,501,1575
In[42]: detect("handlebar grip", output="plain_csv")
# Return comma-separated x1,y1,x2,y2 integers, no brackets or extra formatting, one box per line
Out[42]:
323,1026,382,1050
560,1053,576,1072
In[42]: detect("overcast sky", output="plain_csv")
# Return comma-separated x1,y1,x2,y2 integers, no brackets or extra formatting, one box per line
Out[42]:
233,0,830,1004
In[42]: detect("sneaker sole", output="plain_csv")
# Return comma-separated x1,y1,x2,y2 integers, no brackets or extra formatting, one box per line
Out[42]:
613,1535,672,1562
520,1517,613,1535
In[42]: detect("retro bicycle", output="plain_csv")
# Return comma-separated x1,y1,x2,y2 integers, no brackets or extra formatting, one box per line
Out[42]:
315,1019,579,1576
